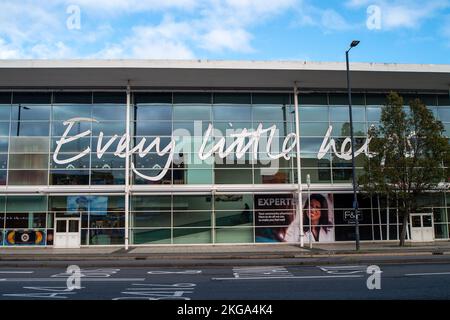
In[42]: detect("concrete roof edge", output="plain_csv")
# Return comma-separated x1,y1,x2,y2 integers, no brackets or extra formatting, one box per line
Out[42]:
0,59,449,73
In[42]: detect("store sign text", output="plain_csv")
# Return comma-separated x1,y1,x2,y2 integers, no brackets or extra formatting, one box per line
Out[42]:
53,118,372,181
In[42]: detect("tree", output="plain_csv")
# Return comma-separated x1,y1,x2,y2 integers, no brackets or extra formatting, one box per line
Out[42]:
359,92,450,246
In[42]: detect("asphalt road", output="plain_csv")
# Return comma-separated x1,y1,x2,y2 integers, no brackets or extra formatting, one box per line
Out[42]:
0,261,449,300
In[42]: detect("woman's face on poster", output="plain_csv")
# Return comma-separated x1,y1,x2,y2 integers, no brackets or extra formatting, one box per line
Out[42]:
309,199,322,225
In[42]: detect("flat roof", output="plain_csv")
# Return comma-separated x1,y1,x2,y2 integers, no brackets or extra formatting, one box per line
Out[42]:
0,60,449,91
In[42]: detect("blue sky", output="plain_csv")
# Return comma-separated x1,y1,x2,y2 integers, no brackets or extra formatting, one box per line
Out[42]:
0,0,449,64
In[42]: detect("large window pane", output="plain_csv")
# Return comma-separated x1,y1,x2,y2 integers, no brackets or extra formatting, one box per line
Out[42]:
92,121,125,136
173,195,212,211
173,228,211,244
50,170,89,185
53,92,92,104
299,93,328,105
331,122,366,137
173,169,213,184
173,105,211,120
438,107,450,122
215,228,254,243
91,170,125,185
300,122,330,136
252,93,290,105
215,169,253,184
132,212,171,228
9,154,48,169
135,104,172,121
7,196,47,212
132,229,171,244
173,93,211,104
89,212,124,228
52,105,92,120
11,122,50,136
215,211,253,226
89,229,124,245
0,138,8,152
173,211,211,227
330,106,365,122
8,170,48,185
12,105,51,121
135,121,172,136
367,106,382,122
132,195,171,211
215,194,253,211
5,213,46,229
0,105,11,120
52,120,92,136
10,137,49,153
213,105,251,121
12,92,51,104
92,105,126,120
253,106,293,121
91,153,124,169
134,92,172,104
0,122,9,136
299,106,329,122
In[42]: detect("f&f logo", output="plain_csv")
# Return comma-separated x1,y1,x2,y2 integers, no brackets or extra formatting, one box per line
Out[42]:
366,265,381,290
66,265,81,291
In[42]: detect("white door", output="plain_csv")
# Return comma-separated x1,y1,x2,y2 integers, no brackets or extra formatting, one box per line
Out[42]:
54,218,81,248
410,214,435,242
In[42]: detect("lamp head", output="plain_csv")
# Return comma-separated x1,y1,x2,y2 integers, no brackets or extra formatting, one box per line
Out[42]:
350,40,360,48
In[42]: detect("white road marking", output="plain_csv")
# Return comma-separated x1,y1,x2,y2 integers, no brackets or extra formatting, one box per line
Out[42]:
232,266,293,279
0,271,34,274
212,275,364,281
147,270,202,275
318,265,368,275
405,272,450,277
0,278,145,282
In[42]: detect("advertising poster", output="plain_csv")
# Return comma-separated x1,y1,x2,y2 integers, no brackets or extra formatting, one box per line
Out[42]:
5,230,46,246
254,194,297,243
302,193,335,243
255,193,335,243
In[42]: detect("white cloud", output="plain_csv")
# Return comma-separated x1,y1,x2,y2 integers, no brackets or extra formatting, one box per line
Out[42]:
293,3,352,32
58,0,200,14
200,28,253,53
0,0,300,59
0,38,23,59
92,17,195,59
321,9,351,31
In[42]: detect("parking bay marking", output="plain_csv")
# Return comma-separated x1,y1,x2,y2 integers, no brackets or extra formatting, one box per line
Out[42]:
405,272,450,277
147,270,202,275
0,278,145,282
318,265,369,275
212,266,364,280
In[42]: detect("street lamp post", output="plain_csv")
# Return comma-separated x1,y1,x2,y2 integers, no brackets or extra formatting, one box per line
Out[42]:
306,174,312,249
346,40,361,251
16,105,30,136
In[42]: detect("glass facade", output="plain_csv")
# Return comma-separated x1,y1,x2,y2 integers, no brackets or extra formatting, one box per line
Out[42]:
0,91,448,246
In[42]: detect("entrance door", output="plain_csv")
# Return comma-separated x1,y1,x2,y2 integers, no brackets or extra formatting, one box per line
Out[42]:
54,218,81,248
410,213,435,242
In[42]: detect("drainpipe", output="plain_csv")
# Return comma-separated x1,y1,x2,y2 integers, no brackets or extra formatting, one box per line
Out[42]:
293,84,304,247
125,82,131,250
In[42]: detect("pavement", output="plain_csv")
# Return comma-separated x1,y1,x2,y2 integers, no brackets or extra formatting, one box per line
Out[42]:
0,241,450,267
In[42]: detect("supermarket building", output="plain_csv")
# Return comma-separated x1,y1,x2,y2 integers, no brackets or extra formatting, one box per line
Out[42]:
0,60,449,248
